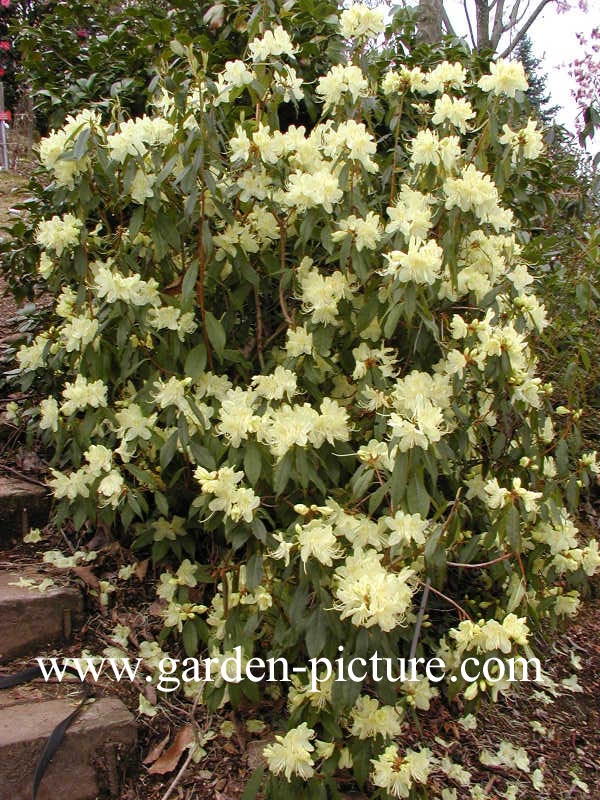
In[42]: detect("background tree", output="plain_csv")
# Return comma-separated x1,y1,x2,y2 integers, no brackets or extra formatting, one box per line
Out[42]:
414,0,584,56
414,0,444,42
513,35,557,125
570,25,600,143
0,0,47,113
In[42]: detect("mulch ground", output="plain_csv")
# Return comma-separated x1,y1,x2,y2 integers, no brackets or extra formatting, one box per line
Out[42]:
2,527,599,800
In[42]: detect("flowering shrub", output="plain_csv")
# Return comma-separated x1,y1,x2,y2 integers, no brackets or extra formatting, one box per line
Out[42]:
8,3,600,797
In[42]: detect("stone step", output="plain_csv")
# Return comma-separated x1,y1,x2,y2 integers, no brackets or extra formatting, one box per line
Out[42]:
0,696,136,800
0,679,67,711
0,570,83,663
0,476,51,549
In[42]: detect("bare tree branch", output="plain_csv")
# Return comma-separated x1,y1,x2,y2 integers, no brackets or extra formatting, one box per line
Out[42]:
511,0,535,28
509,0,523,26
490,0,506,50
499,0,553,57
463,0,477,47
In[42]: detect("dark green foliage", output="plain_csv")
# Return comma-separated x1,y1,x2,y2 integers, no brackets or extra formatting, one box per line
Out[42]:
513,35,557,126
13,0,343,132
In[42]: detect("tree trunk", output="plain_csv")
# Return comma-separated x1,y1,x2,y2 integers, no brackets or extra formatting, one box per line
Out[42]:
416,0,444,44
475,0,491,50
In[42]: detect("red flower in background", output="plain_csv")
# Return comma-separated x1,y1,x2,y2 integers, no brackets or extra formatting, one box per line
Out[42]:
76,29,88,39
0,0,10,7
0,68,5,78
0,42,10,52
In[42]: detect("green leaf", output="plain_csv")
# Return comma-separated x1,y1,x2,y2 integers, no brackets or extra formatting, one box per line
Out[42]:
492,433,507,460
129,206,145,239
170,39,186,56
184,344,207,380
244,442,262,486
152,539,170,563
390,452,408,509
273,451,293,496
424,525,446,587
555,439,569,477
505,503,521,552
177,411,189,446
507,572,526,612
72,127,91,159
407,471,430,517
331,670,362,709
204,310,226,358
181,261,199,303
246,552,263,590
160,430,179,473
368,481,389,515
351,740,372,788
289,584,309,626
305,610,328,658
566,476,579,511
251,518,267,543
183,619,199,656
240,767,265,800
154,492,169,517
351,465,373,501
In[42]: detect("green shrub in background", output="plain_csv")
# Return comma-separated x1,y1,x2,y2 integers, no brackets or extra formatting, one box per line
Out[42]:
12,0,342,132
5,2,600,797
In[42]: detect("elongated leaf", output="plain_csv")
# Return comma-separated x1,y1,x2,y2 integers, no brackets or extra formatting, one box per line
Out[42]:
204,310,226,358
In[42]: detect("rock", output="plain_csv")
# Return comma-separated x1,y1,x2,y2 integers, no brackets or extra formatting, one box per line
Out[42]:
0,696,136,800
0,476,50,548
0,570,83,662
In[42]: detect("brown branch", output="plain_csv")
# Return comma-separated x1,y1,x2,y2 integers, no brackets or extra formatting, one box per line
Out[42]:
490,0,507,49
441,488,463,535
389,97,404,206
418,579,472,621
441,6,457,36
254,287,265,370
264,321,287,348
463,0,477,47
278,217,294,326
447,552,513,569
195,187,213,370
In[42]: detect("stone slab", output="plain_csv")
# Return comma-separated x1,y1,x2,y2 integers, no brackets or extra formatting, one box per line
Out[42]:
0,476,51,547
0,680,68,711
0,696,136,800
0,571,83,662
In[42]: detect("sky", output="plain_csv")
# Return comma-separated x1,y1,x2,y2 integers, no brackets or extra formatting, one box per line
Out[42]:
422,1,599,149
531,2,599,135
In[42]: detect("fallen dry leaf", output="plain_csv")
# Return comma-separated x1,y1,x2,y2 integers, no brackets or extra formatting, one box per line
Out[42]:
148,601,166,617
142,681,157,706
72,566,100,591
147,724,195,775
135,559,149,580
143,730,171,766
